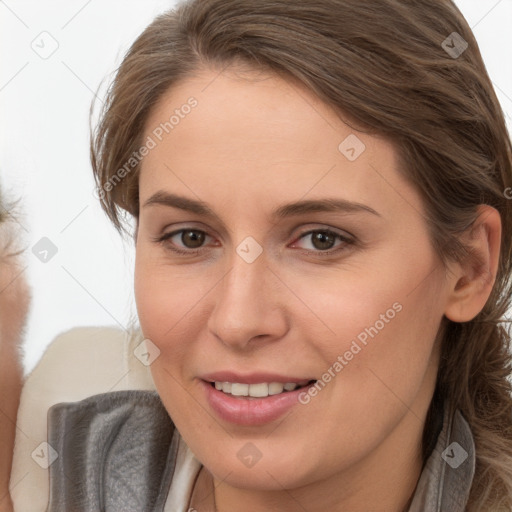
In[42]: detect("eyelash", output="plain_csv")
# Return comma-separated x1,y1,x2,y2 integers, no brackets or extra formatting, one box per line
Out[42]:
154,227,355,257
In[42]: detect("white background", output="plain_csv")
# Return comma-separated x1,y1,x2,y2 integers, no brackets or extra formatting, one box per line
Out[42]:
1,0,511,373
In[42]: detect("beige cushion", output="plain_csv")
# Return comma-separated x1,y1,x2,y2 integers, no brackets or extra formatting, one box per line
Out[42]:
10,326,155,512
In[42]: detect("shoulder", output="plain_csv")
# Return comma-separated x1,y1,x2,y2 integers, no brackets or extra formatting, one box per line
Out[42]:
11,326,156,511
47,389,177,511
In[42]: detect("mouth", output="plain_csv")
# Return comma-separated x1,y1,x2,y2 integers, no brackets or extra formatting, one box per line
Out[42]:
201,376,318,426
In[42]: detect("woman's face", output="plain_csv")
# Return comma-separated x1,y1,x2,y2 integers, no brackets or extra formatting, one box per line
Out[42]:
135,67,452,492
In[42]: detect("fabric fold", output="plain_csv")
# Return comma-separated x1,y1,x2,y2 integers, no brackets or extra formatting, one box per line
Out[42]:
408,404,475,512
47,390,178,512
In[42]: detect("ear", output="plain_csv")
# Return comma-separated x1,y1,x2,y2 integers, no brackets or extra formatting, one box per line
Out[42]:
444,205,502,323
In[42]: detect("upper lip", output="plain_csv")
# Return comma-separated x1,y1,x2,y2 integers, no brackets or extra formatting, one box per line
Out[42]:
201,372,315,385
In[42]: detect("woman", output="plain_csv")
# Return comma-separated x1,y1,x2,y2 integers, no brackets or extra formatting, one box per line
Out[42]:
11,0,512,510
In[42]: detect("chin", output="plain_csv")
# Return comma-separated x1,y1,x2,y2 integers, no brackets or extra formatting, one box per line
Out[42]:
200,443,329,492
210,461,306,491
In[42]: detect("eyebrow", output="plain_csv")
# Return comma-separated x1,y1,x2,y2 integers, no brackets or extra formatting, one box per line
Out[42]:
142,191,381,219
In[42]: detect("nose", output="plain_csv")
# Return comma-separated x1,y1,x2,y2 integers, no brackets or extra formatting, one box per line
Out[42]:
207,250,288,350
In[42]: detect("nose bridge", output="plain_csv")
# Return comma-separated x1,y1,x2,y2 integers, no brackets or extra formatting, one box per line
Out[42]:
207,248,287,348
225,256,263,306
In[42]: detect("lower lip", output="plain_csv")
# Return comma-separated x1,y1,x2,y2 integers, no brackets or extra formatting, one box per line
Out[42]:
202,381,315,426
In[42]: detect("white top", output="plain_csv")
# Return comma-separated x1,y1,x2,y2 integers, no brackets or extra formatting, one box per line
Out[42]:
165,435,202,512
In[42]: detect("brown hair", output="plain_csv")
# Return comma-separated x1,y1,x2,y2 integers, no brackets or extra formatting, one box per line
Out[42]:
90,0,512,508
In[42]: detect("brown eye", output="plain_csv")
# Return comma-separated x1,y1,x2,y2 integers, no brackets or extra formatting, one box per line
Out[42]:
181,230,205,248
156,228,213,253
291,229,354,254
310,231,336,250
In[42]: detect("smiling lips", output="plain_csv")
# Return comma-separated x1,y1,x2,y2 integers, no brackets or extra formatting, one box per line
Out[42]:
201,373,317,425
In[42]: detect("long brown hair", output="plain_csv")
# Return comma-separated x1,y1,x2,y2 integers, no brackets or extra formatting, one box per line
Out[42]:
90,1,512,508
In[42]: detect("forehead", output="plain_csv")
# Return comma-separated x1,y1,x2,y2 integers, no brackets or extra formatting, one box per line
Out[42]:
139,67,421,218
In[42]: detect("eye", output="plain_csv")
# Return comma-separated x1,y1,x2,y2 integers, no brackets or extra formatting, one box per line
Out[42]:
157,228,214,253
290,229,353,253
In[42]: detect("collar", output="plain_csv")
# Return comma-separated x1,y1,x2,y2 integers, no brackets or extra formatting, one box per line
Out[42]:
408,403,475,511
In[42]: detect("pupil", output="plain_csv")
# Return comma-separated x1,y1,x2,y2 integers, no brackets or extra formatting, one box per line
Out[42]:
182,230,205,248
312,231,335,250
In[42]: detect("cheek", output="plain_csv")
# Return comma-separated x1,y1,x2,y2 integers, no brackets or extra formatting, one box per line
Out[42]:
134,248,217,403
327,278,443,434
134,253,206,425
277,239,443,361
134,250,206,343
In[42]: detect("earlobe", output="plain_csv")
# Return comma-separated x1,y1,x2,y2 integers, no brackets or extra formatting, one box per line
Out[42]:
444,205,502,323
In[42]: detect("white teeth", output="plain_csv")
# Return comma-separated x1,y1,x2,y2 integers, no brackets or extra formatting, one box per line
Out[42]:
268,382,284,395
248,383,269,398
231,383,249,396
214,381,304,397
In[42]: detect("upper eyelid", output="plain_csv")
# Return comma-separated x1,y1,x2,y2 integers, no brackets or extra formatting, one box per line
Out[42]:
290,228,353,248
293,226,353,238
160,224,351,238
160,227,213,242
